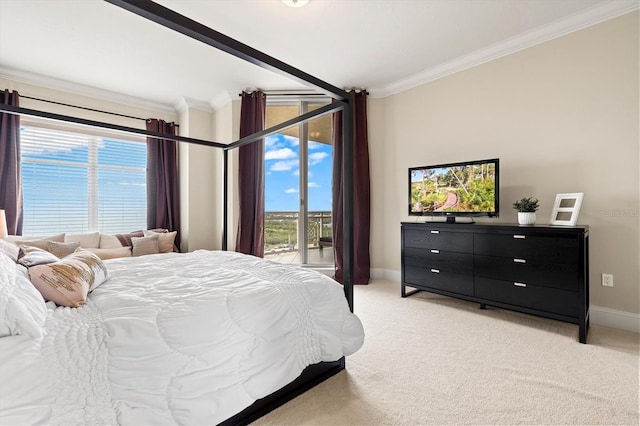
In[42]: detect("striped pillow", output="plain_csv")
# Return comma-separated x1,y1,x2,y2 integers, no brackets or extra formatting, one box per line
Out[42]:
131,235,160,257
28,249,108,308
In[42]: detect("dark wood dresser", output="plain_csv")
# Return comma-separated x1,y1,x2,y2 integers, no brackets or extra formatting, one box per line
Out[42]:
401,222,590,343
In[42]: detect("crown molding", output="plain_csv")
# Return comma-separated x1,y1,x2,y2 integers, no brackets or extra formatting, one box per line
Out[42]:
370,0,639,98
209,90,235,111
175,97,215,114
0,66,177,113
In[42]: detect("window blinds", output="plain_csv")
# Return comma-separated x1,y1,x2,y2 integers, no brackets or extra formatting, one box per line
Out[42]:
20,125,147,236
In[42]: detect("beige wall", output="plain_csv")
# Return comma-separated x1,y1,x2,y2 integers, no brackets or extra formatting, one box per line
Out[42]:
211,99,241,250
371,12,639,315
178,105,217,252
3,12,637,318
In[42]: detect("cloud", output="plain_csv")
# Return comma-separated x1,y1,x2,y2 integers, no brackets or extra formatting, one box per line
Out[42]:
309,152,328,165
270,160,298,172
265,135,281,149
308,141,325,150
284,135,299,146
266,147,297,161
285,188,298,194
308,182,320,188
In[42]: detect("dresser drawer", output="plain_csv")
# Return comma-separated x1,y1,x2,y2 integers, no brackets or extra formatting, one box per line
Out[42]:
474,233,579,264
403,229,472,253
404,247,473,272
404,265,474,296
474,255,578,291
474,277,578,318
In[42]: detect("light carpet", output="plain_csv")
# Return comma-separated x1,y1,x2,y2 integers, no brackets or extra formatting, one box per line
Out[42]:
253,280,639,425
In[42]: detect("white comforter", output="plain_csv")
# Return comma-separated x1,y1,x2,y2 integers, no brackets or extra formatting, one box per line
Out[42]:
0,250,364,425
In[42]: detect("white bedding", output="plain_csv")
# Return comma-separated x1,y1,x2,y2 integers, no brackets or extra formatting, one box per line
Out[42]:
0,250,364,425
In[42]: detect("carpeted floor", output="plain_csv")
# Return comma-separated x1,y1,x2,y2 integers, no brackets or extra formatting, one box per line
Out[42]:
253,280,639,425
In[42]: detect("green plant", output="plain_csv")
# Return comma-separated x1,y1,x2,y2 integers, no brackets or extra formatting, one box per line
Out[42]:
512,197,539,212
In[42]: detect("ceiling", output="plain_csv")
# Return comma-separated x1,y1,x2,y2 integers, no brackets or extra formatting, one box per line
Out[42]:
0,0,636,112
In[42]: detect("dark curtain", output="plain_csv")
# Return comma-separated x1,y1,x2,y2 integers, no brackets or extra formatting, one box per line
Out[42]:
332,90,370,284
0,89,23,235
235,91,266,257
146,119,180,250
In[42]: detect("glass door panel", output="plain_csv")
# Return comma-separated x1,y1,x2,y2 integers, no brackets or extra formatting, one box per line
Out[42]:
264,102,333,266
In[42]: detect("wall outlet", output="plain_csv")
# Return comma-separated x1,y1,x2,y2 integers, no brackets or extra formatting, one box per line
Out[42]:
602,273,614,287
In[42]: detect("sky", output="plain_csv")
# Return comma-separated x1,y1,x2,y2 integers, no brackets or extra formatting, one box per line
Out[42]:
264,133,333,212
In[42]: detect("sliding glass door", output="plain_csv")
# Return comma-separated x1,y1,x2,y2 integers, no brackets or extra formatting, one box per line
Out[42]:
264,100,333,266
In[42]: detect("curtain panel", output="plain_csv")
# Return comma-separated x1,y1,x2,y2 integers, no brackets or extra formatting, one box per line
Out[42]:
0,89,23,235
235,91,266,257
332,90,371,284
146,119,180,251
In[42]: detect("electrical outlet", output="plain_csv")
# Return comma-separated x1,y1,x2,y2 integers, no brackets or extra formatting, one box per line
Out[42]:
602,273,614,287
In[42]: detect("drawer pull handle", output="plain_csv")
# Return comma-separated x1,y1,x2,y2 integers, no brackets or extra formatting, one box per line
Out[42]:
430,249,440,254
513,258,527,263
430,269,440,274
430,230,440,234
513,282,527,288
513,235,526,239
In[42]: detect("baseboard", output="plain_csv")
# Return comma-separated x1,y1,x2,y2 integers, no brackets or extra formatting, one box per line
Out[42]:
590,305,640,334
371,268,401,282
371,268,639,334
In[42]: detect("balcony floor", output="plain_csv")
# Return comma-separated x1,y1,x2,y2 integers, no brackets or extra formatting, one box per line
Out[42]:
264,246,334,266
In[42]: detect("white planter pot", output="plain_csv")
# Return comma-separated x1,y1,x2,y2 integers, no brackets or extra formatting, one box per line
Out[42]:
518,212,537,225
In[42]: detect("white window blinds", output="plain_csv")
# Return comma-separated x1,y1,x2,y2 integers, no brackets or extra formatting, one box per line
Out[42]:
20,125,147,235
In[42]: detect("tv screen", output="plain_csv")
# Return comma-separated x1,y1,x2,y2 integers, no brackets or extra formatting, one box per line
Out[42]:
409,158,499,221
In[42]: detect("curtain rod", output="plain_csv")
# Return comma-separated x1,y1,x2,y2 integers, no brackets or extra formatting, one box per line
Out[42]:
20,94,179,127
238,90,369,97
0,104,217,147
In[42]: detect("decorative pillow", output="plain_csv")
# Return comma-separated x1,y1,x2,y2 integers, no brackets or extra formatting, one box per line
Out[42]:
99,233,122,249
28,249,108,308
47,241,81,258
116,230,144,247
0,253,47,338
64,232,101,248
0,239,19,262
143,230,177,253
13,233,65,251
99,230,144,249
86,247,132,260
17,246,60,268
131,235,160,257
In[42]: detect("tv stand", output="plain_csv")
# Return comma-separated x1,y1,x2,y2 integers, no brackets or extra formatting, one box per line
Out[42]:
401,222,590,343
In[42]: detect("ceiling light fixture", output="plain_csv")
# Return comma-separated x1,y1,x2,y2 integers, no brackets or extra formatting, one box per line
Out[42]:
282,0,310,8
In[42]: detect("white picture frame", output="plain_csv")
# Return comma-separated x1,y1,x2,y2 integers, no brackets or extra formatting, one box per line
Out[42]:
550,192,584,226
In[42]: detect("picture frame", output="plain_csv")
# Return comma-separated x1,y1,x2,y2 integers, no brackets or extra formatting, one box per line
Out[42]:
550,192,584,226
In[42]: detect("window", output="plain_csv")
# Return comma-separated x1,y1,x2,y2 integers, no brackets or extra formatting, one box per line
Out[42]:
264,101,333,266
20,125,147,235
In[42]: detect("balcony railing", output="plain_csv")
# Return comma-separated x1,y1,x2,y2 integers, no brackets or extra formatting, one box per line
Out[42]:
264,210,331,254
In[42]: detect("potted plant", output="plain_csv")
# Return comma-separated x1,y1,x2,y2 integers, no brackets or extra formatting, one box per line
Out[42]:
513,197,539,225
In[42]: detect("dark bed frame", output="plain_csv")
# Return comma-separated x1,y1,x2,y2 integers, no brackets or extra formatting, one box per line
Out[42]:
1,1,355,424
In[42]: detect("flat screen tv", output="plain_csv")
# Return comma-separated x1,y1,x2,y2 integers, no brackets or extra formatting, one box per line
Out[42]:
409,158,499,222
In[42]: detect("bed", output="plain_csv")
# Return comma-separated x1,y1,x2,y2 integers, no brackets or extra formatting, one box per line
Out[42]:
0,1,361,424
0,249,364,425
